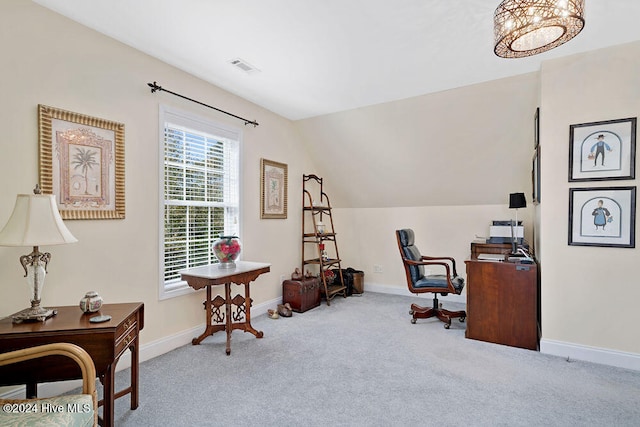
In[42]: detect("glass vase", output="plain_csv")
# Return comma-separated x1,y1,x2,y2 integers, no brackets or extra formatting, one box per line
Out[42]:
212,236,242,268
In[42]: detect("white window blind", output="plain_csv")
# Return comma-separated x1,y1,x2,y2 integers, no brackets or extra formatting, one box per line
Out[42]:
159,106,240,296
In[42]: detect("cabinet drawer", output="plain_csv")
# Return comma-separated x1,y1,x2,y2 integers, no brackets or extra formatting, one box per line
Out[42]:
114,313,138,357
115,313,137,340
115,328,137,358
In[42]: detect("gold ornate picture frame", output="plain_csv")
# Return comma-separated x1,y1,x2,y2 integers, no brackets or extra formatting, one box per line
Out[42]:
260,158,288,219
38,105,125,219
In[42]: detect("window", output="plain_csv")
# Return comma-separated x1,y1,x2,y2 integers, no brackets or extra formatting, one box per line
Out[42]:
159,106,241,299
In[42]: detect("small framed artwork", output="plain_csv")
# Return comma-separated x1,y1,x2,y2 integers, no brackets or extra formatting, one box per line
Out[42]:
260,158,288,219
569,117,636,182
568,186,636,248
534,107,540,148
38,105,125,219
532,145,540,204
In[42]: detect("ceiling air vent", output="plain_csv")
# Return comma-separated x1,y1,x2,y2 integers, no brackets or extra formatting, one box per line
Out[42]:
229,58,260,74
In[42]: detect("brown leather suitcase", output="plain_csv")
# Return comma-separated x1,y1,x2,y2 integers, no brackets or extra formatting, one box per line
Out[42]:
282,278,321,313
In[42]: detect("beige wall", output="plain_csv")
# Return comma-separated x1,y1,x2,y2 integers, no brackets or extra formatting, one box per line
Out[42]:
333,205,534,299
295,72,539,208
539,41,640,354
0,1,314,344
1,0,638,371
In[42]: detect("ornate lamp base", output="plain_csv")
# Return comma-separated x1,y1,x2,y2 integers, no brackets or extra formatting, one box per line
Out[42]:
12,306,57,324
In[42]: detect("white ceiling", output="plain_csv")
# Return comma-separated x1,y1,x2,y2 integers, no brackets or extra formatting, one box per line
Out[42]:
33,0,640,120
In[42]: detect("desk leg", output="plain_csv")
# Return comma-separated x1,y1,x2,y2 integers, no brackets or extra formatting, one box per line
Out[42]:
102,365,115,427
130,338,139,409
192,285,226,346
26,382,37,399
241,281,263,339
225,282,232,355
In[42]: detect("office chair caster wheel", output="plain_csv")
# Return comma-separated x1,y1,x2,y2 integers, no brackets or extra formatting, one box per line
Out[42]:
444,323,451,329
411,318,417,324
459,317,466,322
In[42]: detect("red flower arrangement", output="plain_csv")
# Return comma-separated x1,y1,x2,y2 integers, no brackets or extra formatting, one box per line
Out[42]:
323,269,335,284
212,236,241,264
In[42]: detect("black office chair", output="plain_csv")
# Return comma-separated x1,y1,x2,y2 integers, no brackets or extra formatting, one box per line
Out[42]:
396,229,466,328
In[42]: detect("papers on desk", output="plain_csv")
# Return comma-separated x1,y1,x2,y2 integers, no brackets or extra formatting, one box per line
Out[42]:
477,253,505,261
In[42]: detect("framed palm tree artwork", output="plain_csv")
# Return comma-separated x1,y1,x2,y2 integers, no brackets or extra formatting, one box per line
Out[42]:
38,105,125,219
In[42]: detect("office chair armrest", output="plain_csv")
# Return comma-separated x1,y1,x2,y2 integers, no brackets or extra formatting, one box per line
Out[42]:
420,255,458,277
405,258,454,278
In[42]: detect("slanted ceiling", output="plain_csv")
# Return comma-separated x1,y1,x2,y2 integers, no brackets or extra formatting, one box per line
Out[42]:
33,0,640,120
30,1,640,208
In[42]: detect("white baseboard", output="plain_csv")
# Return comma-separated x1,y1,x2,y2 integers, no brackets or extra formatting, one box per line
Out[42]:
0,296,283,400
540,338,640,371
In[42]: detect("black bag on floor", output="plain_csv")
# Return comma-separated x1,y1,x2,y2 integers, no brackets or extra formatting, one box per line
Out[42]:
331,267,362,296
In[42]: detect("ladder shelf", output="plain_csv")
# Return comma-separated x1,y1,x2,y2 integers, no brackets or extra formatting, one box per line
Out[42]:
302,174,347,305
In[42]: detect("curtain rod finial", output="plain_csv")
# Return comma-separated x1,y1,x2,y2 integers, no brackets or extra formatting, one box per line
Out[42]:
148,81,162,93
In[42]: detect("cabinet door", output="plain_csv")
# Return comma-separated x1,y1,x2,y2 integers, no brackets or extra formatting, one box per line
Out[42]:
466,261,538,350
497,264,537,350
466,261,501,344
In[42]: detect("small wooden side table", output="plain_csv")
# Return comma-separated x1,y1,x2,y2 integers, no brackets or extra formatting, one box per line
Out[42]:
181,261,270,355
0,302,144,427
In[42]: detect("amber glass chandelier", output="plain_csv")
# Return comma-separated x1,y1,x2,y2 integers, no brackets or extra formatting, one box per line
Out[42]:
494,0,585,58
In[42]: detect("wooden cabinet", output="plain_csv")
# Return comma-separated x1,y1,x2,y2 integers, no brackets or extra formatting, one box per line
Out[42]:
302,174,347,304
0,303,144,427
465,246,539,350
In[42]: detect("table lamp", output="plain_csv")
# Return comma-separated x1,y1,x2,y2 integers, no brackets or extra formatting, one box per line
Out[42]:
509,192,526,255
0,185,77,323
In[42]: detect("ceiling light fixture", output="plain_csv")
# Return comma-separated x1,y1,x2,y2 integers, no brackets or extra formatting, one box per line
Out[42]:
494,0,585,58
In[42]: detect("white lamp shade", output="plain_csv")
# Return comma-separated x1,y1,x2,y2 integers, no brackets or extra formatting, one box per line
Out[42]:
0,194,77,246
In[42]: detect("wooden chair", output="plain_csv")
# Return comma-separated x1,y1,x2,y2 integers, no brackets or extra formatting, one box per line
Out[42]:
396,229,466,328
0,343,97,427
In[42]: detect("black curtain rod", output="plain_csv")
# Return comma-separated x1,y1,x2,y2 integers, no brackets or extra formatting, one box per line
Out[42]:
147,81,259,127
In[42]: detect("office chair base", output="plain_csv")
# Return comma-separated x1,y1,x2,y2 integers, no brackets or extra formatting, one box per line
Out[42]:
410,302,466,329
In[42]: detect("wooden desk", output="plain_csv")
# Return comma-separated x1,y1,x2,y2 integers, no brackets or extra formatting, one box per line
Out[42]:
181,261,270,355
470,241,531,258
465,257,539,350
0,302,144,427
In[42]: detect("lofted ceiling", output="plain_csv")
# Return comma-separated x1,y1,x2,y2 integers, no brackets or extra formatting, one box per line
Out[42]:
33,0,640,121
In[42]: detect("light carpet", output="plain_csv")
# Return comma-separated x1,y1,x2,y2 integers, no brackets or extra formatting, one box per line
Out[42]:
104,292,640,426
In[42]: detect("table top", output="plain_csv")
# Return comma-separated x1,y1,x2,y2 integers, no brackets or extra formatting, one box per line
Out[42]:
181,261,270,279
180,261,270,289
0,302,144,336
